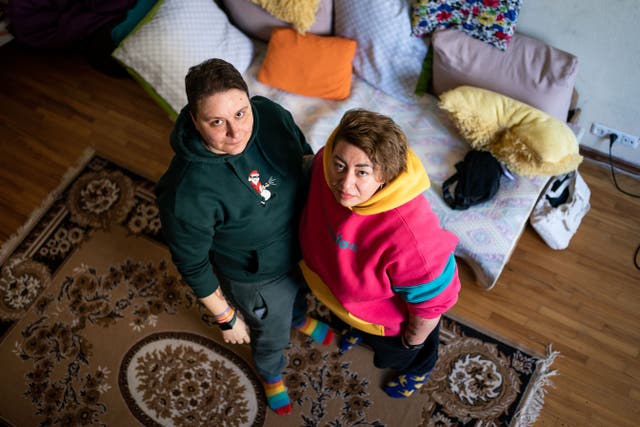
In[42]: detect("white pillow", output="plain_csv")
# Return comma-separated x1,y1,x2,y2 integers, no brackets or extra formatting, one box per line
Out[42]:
334,0,427,104
112,0,254,117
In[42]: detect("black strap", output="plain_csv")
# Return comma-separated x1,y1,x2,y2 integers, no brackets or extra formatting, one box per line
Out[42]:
442,171,459,209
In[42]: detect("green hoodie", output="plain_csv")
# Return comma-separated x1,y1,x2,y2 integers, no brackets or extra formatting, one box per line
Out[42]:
155,96,312,298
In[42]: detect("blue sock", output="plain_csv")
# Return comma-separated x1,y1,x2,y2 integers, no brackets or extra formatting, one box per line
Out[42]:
383,372,432,398
339,328,363,352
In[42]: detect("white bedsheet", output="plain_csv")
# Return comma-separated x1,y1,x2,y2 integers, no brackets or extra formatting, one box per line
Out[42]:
244,52,547,290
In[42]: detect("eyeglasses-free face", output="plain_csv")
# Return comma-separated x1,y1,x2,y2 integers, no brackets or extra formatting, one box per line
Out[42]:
191,89,253,156
328,139,385,208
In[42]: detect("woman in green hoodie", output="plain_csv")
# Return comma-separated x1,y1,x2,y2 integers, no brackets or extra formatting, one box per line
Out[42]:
155,58,333,415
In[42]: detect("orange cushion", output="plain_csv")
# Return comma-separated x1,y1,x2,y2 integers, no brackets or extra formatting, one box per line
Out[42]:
257,27,357,100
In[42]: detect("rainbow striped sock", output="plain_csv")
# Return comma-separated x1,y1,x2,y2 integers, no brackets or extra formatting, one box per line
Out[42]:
294,316,334,346
261,375,291,415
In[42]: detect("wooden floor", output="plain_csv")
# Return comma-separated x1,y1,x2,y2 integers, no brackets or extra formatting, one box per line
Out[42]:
1,42,639,426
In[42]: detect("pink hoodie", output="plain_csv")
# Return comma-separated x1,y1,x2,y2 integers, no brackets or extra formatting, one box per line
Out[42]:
299,147,461,337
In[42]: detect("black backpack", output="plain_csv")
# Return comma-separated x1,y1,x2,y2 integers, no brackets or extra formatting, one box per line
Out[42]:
442,150,503,210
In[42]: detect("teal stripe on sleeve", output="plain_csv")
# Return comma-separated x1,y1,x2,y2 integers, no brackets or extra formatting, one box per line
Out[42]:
392,254,456,303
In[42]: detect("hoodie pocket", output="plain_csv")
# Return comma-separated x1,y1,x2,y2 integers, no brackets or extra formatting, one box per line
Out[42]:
211,246,259,276
255,233,298,276
212,231,298,278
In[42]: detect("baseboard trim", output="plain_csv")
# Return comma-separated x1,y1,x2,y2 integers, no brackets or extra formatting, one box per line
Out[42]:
580,145,640,176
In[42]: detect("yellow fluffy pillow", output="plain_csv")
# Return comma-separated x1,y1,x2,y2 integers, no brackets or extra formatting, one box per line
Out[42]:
439,86,583,177
250,0,320,33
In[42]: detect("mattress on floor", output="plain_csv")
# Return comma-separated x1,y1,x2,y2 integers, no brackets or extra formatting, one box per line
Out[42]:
244,56,548,290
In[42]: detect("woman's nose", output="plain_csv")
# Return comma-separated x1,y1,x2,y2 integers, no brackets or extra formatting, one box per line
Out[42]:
340,172,355,190
226,122,236,138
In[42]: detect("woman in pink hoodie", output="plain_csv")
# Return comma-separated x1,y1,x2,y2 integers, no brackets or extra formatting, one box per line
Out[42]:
299,109,461,398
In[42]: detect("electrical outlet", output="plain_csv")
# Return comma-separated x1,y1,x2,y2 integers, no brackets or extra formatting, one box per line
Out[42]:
590,123,639,148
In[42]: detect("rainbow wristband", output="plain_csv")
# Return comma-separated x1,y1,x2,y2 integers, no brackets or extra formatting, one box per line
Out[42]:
213,305,231,320
216,308,235,324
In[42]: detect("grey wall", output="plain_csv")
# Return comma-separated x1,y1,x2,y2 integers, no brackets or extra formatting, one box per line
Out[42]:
517,0,640,168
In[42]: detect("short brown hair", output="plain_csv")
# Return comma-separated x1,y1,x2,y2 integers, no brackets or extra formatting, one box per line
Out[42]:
333,109,408,183
185,58,249,118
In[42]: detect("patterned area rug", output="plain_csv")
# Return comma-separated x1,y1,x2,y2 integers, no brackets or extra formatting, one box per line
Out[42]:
0,153,558,426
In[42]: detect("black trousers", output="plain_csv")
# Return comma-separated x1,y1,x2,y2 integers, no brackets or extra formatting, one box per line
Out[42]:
336,318,440,376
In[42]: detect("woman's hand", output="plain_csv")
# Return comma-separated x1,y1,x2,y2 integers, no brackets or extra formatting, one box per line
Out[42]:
402,314,440,348
200,288,250,344
222,315,251,344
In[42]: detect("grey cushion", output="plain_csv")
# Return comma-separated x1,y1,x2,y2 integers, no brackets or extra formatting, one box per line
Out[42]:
432,29,579,121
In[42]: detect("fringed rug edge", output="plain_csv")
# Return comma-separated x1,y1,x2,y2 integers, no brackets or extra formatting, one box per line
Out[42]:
511,345,560,426
0,147,96,265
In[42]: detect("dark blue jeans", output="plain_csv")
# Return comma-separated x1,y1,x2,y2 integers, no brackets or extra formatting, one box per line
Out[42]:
218,267,308,378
